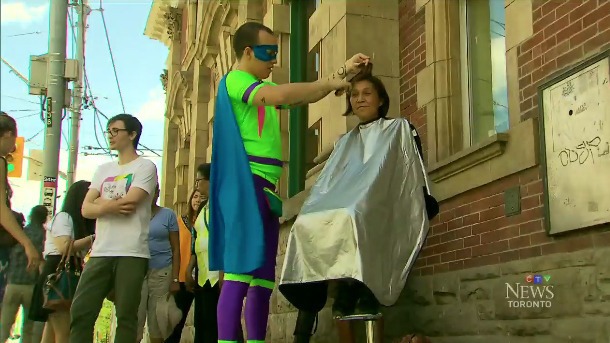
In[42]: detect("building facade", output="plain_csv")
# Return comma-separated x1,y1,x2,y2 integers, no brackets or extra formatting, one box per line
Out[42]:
146,0,610,342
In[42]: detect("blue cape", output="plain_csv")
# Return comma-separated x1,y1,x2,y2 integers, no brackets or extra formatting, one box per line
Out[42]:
208,76,265,274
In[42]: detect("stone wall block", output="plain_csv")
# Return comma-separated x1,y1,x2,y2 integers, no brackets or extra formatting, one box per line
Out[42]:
531,249,596,271
459,265,501,282
432,274,459,304
460,280,492,302
401,276,434,305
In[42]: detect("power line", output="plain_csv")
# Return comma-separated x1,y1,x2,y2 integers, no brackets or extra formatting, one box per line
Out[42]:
1,95,39,105
26,129,44,142
98,0,126,113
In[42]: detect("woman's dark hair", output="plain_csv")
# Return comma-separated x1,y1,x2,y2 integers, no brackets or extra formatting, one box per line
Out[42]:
29,205,48,226
342,63,390,118
197,163,211,180
61,180,95,239
0,112,17,136
187,188,201,225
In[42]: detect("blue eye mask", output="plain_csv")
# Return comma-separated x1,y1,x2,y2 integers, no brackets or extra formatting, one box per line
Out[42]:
252,45,278,62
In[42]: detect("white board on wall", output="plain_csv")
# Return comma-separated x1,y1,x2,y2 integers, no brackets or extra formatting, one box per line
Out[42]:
541,55,610,234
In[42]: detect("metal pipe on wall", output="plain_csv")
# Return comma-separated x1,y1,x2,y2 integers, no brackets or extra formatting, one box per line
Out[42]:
288,0,308,197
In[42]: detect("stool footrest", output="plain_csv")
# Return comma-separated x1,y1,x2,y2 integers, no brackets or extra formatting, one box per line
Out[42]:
336,313,383,321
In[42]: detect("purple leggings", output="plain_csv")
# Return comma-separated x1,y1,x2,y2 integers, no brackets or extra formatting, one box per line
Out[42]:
217,175,279,342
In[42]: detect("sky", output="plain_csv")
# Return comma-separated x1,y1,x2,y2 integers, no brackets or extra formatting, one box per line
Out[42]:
1,0,168,215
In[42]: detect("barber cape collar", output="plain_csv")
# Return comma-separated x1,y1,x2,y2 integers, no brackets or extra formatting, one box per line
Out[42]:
208,74,266,274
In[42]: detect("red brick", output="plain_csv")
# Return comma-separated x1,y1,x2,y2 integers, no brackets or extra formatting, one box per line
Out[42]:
543,39,570,63
584,28,610,53
464,235,480,248
569,0,598,23
500,250,520,263
434,239,464,255
540,34,558,52
455,226,472,238
519,246,542,259
433,263,450,274
544,12,570,39
414,257,427,268
471,194,504,212
463,213,479,226
441,251,456,263
447,217,464,231
481,226,520,244
431,223,448,235
534,11,557,33
599,12,610,31
447,260,464,271
509,235,531,250
555,1,581,20
530,231,554,245
463,254,500,270
455,247,471,260
540,0,562,16
480,206,505,222
570,22,598,48
472,240,509,257
584,2,610,27
557,46,585,69
522,194,541,210
526,180,544,195
426,234,440,246
556,19,584,44
520,220,544,235
439,230,457,243
427,254,440,265
540,234,594,254
521,32,544,53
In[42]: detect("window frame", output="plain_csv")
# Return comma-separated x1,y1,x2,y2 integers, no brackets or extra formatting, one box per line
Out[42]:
458,0,509,149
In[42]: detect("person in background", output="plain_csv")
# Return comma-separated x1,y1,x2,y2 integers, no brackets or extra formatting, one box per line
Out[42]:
186,163,244,343
0,113,41,325
71,114,158,343
136,185,181,343
165,188,202,343
0,205,47,343
28,181,96,343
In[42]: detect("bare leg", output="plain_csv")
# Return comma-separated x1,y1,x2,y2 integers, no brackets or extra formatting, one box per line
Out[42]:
41,322,55,343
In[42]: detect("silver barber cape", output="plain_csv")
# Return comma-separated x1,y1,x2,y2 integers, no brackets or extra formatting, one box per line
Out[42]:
279,118,430,307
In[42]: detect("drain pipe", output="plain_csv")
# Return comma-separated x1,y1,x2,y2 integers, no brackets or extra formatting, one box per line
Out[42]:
288,0,308,197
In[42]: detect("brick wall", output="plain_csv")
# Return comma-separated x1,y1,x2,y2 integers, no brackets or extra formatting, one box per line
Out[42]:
519,0,610,120
399,0,427,157
400,0,610,278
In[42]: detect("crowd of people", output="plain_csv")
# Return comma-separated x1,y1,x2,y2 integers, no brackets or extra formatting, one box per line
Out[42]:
0,21,435,343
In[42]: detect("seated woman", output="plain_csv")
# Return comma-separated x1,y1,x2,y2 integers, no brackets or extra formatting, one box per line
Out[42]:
279,66,438,343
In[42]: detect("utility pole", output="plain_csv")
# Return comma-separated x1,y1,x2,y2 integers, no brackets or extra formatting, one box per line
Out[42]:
66,0,90,187
40,0,68,217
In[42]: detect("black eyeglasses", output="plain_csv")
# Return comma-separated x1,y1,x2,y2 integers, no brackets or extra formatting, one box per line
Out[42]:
105,128,129,137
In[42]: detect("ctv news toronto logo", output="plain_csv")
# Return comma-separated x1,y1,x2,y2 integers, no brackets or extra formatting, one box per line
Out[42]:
505,274,554,308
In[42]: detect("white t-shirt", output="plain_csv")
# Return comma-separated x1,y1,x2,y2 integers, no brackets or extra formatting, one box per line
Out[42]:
43,212,74,257
89,157,158,258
